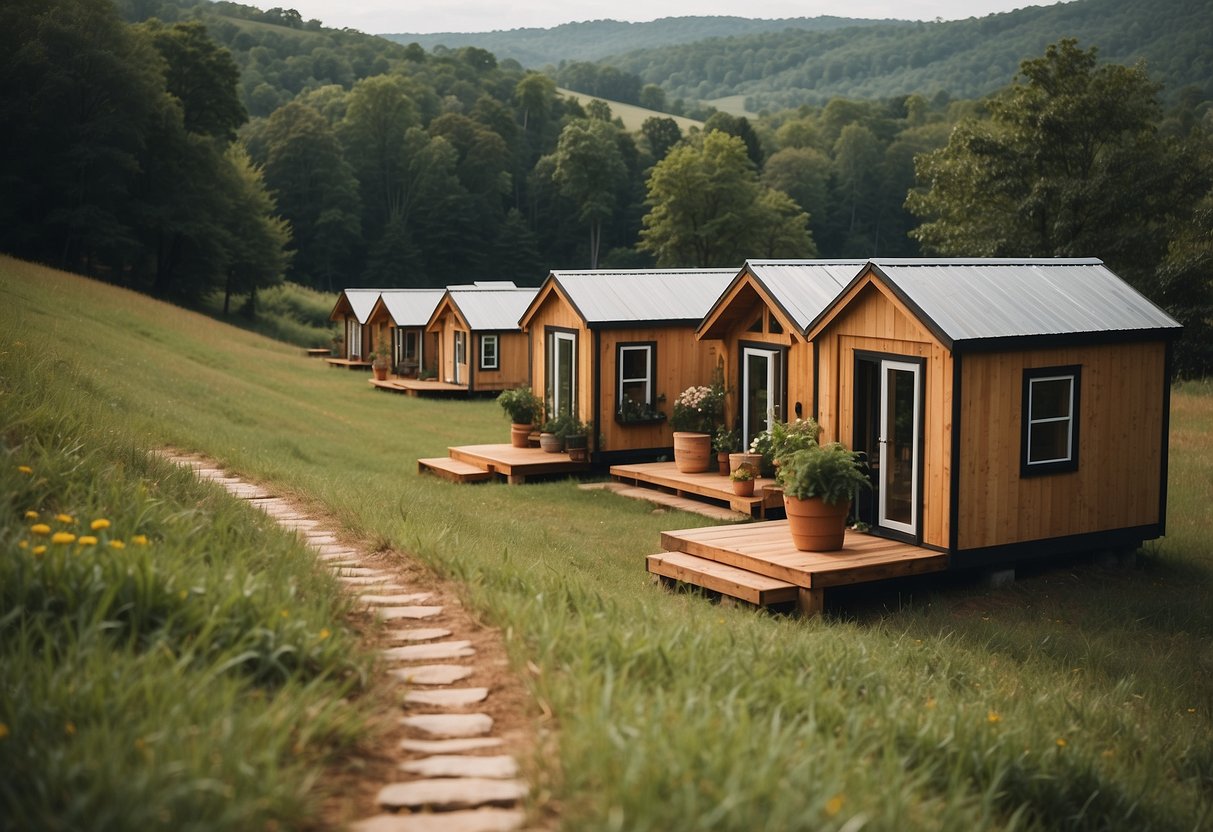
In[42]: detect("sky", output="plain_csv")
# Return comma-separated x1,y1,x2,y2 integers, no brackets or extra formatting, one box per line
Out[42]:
262,0,1069,35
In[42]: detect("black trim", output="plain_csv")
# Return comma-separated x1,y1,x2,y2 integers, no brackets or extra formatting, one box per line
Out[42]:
1020,365,1081,477
811,339,819,423
596,446,676,466
1160,341,1173,535
953,524,1161,570
592,329,601,459
953,328,1180,354
588,318,699,330
949,353,962,556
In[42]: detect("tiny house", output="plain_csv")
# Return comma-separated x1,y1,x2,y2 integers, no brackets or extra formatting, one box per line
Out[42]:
366,289,445,377
805,258,1180,564
425,282,536,393
697,261,866,447
328,288,381,365
520,269,736,462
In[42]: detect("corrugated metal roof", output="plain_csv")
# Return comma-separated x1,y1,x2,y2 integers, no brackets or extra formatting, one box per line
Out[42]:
548,269,737,324
745,261,868,332
378,289,447,328
338,288,381,325
447,287,537,331
867,259,1181,345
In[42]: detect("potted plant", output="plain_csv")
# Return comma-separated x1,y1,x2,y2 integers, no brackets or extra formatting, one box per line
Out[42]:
562,418,592,463
713,427,739,476
750,417,820,476
729,465,755,497
497,387,543,448
670,370,726,473
369,341,391,380
539,413,573,454
776,443,870,551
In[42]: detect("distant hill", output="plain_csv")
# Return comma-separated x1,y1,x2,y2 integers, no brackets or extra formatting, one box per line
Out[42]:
380,16,901,68
556,88,703,132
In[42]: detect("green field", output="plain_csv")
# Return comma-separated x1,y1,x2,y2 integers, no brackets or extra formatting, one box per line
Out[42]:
3,256,1211,830
557,87,704,133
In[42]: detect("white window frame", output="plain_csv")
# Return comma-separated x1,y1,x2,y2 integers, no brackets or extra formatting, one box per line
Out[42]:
347,319,362,359
480,334,499,370
1023,368,1080,474
617,343,654,409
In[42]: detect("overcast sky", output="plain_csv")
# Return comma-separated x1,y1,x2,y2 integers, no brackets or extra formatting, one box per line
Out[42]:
261,0,1069,35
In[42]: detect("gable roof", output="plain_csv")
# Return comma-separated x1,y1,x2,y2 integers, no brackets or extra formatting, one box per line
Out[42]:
375,288,447,328
698,260,867,337
528,269,737,328
435,285,538,331
836,259,1182,350
329,288,381,324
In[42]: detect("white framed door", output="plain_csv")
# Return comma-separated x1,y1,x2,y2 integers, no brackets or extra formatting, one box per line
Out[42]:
548,331,577,417
742,347,781,447
878,359,921,537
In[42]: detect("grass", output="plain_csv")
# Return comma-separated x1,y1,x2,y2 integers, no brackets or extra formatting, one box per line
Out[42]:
3,255,1211,830
195,281,339,349
557,88,704,133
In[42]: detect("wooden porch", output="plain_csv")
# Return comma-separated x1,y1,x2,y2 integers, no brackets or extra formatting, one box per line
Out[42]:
419,443,590,484
370,377,468,397
649,521,948,616
609,461,784,518
325,357,372,370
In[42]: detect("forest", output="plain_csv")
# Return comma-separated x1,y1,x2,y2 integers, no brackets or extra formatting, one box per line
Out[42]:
1,0,1210,374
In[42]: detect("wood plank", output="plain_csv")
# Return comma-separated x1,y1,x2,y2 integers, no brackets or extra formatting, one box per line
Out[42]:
446,444,590,480
580,482,746,521
417,457,492,484
646,552,798,606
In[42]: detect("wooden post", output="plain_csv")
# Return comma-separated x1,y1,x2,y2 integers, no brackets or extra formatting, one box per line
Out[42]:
797,587,824,617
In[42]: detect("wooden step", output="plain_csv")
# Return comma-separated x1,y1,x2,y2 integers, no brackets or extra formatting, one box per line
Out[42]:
580,481,746,521
417,457,493,483
646,551,799,606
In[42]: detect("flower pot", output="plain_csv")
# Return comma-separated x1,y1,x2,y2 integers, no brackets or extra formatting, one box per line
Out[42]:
732,479,755,497
717,452,730,475
510,423,533,449
372,364,388,381
672,432,712,473
783,495,850,552
564,434,588,462
729,452,761,477
539,432,563,454
568,446,588,463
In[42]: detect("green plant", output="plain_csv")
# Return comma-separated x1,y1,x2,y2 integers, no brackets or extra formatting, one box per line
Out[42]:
369,339,391,365
776,442,870,504
750,418,821,472
617,392,666,423
713,426,740,454
729,466,754,482
497,386,543,424
542,412,575,438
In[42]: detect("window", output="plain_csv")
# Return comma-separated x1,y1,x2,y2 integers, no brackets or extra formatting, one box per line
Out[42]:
545,329,576,418
346,319,362,359
480,334,499,370
454,331,466,366
403,330,419,362
1021,366,1080,476
767,313,783,335
617,343,658,422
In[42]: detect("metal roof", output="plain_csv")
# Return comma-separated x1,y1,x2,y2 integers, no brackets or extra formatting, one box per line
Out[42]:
864,259,1181,346
446,287,537,331
332,288,381,324
547,269,737,325
377,289,447,328
744,261,869,332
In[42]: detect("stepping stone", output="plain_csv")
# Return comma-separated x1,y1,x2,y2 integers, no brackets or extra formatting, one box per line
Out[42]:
377,606,444,620
404,687,489,708
306,535,340,546
361,593,433,606
389,665,474,685
401,713,493,738
315,544,359,555
224,483,271,498
339,576,401,586
317,550,361,561
351,809,523,832
383,641,474,662
401,755,519,780
376,778,526,812
400,737,504,754
385,627,452,643
350,584,410,595
332,567,389,577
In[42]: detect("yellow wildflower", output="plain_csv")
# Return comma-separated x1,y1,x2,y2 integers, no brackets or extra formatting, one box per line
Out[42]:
33,545,46,556
132,534,148,546
825,794,845,817
24,510,38,520
90,519,111,531
280,610,289,618
65,722,76,736
108,539,126,550
51,532,76,545
55,514,74,524
1056,738,1067,748
18,540,28,549
77,536,98,546
0,723,8,739
31,524,50,536
17,465,32,475
318,628,331,640
987,711,1002,724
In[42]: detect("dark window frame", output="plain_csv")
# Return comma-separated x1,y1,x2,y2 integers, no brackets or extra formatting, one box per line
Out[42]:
1020,365,1081,477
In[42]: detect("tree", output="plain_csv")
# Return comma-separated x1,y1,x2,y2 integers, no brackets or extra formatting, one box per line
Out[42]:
514,73,555,133
139,20,247,141
641,116,683,163
762,147,830,234
549,119,627,268
907,39,1189,286
219,144,290,315
704,112,763,167
638,131,814,267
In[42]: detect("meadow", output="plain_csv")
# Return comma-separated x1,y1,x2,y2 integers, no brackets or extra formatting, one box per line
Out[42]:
2,256,1210,830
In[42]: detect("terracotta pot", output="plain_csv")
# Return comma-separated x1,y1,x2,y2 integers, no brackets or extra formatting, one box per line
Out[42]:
783,495,850,552
728,452,761,477
372,364,388,381
510,423,533,448
732,479,755,497
717,452,730,475
568,446,588,463
672,432,712,473
539,432,563,453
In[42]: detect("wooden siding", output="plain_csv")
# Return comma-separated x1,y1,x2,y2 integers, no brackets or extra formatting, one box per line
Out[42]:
814,282,953,550
523,286,593,424
956,341,1166,549
473,331,529,392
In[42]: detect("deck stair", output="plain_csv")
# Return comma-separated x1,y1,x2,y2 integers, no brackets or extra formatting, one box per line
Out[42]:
610,462,783,518
418,443,590,485
417,457,494,484
647,551,799,606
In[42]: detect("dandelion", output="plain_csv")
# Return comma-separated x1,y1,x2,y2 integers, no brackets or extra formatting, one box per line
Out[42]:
1056,738,1067,748
108,540,126,550
178,590,188,600
0,723,8,739
17,465,32,475
55,513,74,524
825,794,845,817
925,697,937,710
31,523,50,536
318,628,331,640
90,519,111,531
280,610,290,618
52,532,75,545
18,540,28,549
132,534,148,546
24,510,38,520
77,536,98,546
987,711,1002,724
33,545,46,556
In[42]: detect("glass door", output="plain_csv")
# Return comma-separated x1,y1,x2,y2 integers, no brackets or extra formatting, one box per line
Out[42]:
548,331,576,417
878,360,921,537
742,347,781,447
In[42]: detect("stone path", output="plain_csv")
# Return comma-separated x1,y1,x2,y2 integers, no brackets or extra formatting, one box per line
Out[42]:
156,451,529,832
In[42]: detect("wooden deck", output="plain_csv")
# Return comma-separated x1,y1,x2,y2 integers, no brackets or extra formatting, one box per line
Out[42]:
304,348,331,358
651,520,949,615
579,481,748,521
370,377,468,397
419,443,590,484
326,358,372,370
610,461,784,518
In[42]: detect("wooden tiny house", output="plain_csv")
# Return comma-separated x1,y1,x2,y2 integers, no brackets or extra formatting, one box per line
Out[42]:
697,261,865,447
519,269,736,462
806,258,1180,565
366,289,444,377
327,288,380,367
425,283,536,393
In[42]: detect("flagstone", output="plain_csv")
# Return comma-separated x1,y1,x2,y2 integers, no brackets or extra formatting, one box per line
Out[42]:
400,755,518,780
376,779,525,812
389,665,474,685
403,687,489,708
383,641,473,662
351,809,523,832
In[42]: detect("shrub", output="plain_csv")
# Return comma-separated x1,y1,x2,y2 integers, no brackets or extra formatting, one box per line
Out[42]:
776,442,869,504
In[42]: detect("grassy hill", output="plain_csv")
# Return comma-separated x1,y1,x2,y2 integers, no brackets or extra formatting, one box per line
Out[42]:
5,255,1212,829
557,87,703,132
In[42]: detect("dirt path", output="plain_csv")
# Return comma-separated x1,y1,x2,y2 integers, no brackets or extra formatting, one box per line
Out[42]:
158,450,549,832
